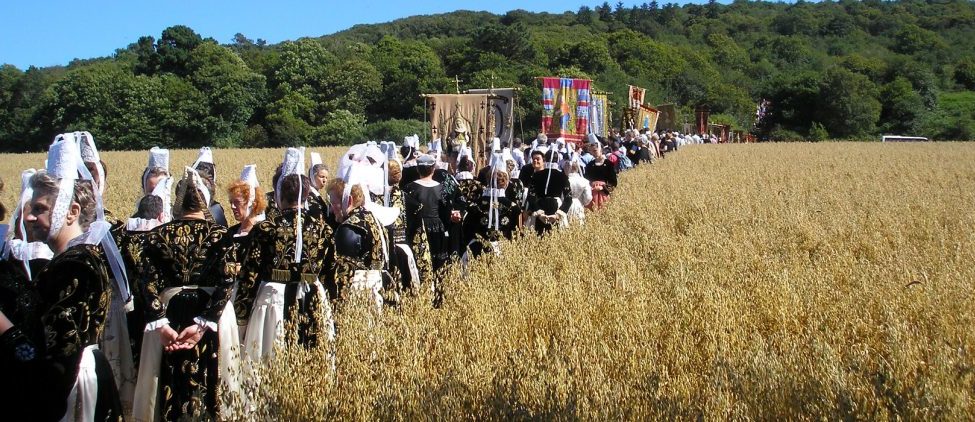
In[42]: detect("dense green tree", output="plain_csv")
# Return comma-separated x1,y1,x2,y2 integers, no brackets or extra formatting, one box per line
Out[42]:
156,74,209,147
273,39,337,99
954,59,975,90
919,91,975,140
892,24,946,55
576,6,595,25
706,33,747,70
554,39,614,75
186,42,267,147
762,71,822,135
132,36,160,75
472,23,536,63
369,36,449,120
817,67,881,138
312,110,366,145
157,25,205,76
36,62,169,150
0,65,23,147
324,59,382,116
266,89,317,145
879,77,925,134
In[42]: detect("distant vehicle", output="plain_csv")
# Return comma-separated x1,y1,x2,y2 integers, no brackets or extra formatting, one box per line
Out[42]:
881,135,929,142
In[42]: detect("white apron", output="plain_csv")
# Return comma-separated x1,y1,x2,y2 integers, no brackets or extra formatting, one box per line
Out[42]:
242,278,335,363
132,286,241,422
60,345,99,422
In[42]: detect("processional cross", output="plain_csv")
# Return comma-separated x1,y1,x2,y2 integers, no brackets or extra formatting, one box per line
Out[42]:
453,75,463,94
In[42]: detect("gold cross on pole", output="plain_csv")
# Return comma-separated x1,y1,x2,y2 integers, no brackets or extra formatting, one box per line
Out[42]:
453,75,462,94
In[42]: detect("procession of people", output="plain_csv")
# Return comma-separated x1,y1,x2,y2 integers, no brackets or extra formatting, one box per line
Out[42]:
0,127,697,420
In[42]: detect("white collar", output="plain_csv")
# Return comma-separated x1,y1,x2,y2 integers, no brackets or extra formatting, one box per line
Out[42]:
415,179,440,187
482,188,506,198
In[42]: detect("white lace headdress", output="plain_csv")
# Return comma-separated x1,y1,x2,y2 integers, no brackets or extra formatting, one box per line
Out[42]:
48,133,132,307
277,147,305,263
239,164,264,221
143,147,170,194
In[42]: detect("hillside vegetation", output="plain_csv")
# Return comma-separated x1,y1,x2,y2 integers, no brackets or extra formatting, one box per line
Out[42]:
1,1,974,152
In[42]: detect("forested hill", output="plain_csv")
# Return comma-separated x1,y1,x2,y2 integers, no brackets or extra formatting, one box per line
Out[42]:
2,1,974,152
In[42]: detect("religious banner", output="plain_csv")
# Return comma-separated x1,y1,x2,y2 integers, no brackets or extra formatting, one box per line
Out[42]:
637,104,660,133
541,77,591,143
695,105,710,136
628,85,646,109
426,93,490,163
589,93,610,137
467,88,516,146
656,103,679,132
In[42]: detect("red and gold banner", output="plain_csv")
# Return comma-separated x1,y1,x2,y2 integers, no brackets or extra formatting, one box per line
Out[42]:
628,85,646,109
541,77,591,143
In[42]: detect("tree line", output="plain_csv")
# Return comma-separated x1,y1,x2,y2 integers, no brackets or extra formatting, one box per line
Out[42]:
1,0,974,152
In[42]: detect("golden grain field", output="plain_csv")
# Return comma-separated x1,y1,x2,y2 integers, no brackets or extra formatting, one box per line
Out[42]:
2,143,973,419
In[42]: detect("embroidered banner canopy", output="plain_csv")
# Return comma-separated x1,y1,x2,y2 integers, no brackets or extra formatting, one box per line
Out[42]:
467,88,516,146
426,93,490,163
541,77,591,143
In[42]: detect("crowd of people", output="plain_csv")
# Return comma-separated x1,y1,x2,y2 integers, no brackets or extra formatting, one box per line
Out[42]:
0,127,691,420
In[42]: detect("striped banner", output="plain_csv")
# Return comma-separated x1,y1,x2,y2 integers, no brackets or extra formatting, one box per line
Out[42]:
590,93,609,137
541,77,591,143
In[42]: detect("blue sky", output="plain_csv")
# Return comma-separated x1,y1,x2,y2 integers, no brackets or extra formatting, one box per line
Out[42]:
0,0,710,70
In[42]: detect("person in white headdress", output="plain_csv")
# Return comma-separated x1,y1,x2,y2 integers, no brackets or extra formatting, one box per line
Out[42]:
307,152,330,216
240,148,334,362
223,165,277,340
461,152,523,262
142,147,170,196
327,160,400,307
76,131,126,232
398,134,422,189
132,166,239,422
0,136,123,420
564,159,592,226
192,147,228,227
115,193,167,378
0,176,50,416
476,137,502,184
74,131,141,410
455,145,475,181
383,152,421,293
0,174,42,341
3,168,55,281
141,147,173,224
455,144,481,205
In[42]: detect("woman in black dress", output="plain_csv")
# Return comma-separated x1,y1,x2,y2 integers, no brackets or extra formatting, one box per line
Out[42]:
133,168,238,421
0,145,122,421
403,155,456,304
